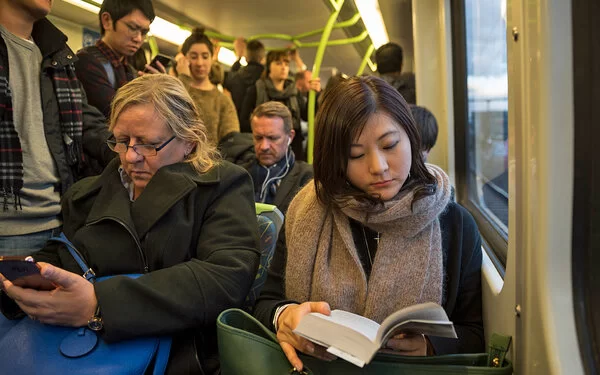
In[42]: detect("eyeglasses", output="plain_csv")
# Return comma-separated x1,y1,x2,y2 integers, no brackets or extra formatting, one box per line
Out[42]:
120,20,150,39
106,136,176,157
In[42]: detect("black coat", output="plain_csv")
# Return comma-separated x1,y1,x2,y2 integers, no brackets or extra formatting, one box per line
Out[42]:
34,159,260,373
254,201,484,355
0,18,113,195
224,61,264,121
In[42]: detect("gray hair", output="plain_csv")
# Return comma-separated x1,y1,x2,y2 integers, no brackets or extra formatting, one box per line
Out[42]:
250,101,293,133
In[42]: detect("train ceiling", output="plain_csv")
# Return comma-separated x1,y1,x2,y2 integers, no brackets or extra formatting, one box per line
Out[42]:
50,0,414,76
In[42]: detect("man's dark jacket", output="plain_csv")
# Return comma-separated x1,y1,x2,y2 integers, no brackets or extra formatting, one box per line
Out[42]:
224,61,264,121
0,18,113,194
380,72,417,104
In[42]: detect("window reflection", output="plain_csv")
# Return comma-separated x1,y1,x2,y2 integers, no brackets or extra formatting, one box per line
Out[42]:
465,0,509,234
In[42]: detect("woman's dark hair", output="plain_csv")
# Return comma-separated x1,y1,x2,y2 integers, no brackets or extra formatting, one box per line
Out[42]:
181,28,213,56
261,50,290,79
318,72,349,107
313,75,437,208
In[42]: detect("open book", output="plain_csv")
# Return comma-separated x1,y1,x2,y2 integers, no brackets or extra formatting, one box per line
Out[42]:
293,302,457,367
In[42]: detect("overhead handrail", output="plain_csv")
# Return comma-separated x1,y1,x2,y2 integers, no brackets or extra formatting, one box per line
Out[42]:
289,13,362,43
177,2,378,163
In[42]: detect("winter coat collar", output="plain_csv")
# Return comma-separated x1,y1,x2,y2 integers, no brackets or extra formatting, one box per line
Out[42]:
71,158,221,238
31,18,68,59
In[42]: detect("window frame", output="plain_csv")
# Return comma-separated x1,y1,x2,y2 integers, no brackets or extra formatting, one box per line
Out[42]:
571,0,600,371
450,0,509,267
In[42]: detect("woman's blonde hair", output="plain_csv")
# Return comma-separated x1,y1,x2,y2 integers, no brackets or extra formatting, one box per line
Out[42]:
109,74,220,173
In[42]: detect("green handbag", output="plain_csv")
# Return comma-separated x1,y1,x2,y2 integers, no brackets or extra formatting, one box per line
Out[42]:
216,308,513,375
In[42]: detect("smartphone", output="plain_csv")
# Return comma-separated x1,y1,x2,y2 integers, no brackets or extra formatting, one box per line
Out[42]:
147,53,173,71
0,256,40,281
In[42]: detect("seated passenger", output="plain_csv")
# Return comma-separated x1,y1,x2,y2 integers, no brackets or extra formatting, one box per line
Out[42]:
224,101,313,214
175,28,240,146
0,74,260,375
239,50,321,161
410,105,439,162
254,76,484,371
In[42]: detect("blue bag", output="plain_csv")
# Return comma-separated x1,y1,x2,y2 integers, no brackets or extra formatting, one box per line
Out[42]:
0,233,172,375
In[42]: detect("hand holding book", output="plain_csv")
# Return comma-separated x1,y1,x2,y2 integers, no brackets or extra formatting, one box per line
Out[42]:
276,301,337,371
381,332,428,356
293,302,457,367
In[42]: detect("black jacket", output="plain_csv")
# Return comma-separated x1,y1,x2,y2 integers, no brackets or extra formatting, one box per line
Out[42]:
224,61,264,120
254,201,484,355
380,72,417,105
0,18,112,194
33,159,260,374
251,159,313,215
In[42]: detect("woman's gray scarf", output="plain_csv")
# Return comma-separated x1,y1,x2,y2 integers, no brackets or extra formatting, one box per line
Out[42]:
285,164,451,323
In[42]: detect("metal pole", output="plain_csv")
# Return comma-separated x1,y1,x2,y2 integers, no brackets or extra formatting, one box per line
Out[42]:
357,44,375,75
307,0,346,164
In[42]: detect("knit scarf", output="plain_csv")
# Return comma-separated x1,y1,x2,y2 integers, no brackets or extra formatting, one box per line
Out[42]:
0,37,83,210
285,164,451,323
250,148,295,203
255,78,300,122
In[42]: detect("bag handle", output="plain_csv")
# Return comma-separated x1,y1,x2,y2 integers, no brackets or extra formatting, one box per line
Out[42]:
487,333,512,367
48,233,96,283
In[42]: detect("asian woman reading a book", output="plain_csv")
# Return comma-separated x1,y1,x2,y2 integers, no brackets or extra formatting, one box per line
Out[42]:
253,75,484,371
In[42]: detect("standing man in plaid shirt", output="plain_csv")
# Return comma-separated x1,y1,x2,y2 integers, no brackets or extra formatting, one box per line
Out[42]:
74,0,160,119
0,0,113,255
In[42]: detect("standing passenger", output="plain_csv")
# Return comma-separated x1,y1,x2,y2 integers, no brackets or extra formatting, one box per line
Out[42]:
240,50,320,161
224,39,266,119
375,42,416,104
175,28,240,146
0,0,112,255
254,76,484,371
75,0,159,118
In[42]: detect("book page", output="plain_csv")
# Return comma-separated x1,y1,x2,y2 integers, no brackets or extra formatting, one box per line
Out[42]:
375,302,457,344
316,310,380,342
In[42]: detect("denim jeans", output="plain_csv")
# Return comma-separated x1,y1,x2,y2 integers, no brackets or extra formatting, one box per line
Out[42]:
0,227,62,256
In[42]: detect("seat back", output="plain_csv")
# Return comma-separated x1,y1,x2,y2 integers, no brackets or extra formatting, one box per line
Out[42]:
244,204,284,311
255,203,284,236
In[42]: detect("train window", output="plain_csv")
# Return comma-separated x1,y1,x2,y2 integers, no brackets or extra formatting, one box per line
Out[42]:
453,0,509,263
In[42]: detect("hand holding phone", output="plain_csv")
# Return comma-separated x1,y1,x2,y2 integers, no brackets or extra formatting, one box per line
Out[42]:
0,256,54,290
145,54,173,73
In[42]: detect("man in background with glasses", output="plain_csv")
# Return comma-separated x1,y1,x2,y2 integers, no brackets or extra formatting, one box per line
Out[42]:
75,0,158,120
0,0,113,256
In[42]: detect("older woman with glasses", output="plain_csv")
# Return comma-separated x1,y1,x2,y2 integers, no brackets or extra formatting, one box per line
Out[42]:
0,74,260,374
